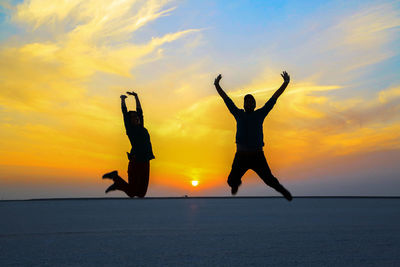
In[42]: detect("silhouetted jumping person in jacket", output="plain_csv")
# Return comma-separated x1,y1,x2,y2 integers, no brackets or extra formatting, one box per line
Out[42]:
102,91,155,198
214,72,292,201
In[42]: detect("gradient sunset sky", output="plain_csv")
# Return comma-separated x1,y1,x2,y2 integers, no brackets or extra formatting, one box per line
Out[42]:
0,0,399,199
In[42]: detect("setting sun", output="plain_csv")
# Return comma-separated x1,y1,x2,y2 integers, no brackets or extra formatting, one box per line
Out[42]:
0,0,399,200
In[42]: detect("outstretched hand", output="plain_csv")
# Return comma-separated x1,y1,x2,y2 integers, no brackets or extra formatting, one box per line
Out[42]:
126,91,137,97
120,94,127,99
281,71,290,83
214,74,222,85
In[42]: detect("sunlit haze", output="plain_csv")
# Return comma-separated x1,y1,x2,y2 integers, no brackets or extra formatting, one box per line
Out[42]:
0,0,399,199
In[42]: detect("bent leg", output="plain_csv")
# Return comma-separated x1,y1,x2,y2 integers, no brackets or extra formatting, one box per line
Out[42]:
227,153,248,194
252,153,292,201
105,173,135,197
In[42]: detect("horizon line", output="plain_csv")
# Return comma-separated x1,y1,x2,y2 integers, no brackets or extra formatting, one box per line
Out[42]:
1,196,400,202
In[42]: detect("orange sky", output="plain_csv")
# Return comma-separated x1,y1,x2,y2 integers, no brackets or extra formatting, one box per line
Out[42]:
0,0,399,199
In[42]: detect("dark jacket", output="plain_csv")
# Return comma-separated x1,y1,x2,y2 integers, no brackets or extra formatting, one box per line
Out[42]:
122,101,155,162
223,96,276,150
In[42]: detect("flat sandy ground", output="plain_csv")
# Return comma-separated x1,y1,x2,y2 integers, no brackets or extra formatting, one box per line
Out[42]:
1,197,399,266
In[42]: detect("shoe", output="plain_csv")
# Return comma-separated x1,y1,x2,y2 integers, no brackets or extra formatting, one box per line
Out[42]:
231,186,238,195
229,181,241,196
105,183,117,193
102,170,118,180
231,185,239,195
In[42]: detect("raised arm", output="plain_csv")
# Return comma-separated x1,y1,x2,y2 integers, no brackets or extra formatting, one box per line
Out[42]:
271,71,290,100
127,91,142,110
259,71,290,116
121,94,128,114
121,94,131,131
127,91,144,125
214,74,229,100
214,74,239,116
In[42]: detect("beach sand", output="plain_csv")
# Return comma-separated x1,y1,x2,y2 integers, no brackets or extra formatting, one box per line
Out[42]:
1,197,399,266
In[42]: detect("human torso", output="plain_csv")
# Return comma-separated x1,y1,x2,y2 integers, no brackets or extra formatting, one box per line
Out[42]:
126,124,155,162
235,109,266,151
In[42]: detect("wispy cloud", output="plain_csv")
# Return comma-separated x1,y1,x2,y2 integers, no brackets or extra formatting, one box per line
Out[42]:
261,2,400,86
0,0,399,197
0,0,201,172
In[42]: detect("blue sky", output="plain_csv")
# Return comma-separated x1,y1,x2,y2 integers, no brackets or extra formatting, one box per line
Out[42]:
0,0,399,199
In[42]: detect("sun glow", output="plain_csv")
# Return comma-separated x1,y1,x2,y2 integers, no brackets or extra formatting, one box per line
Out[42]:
0,0,399,199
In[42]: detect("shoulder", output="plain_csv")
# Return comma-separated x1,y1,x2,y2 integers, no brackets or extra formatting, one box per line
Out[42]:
234,109,246,120
254,108,265,114
237,109,245,115
254,108,268,119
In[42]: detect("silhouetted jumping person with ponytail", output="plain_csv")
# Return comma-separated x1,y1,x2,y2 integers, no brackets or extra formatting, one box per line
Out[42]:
102,91,154,198
214,72,292,201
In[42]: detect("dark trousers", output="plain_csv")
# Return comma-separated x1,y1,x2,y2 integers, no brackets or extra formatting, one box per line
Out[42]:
114,159,150,198
227,151,286,193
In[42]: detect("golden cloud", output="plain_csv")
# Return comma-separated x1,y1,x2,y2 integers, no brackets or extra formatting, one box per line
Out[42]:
0,0,201,175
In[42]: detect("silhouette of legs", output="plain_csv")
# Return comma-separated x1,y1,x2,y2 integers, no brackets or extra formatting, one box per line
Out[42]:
103,160,149,198
251,153,292,201
227,151,292,200
227,153,248,195
128,160,149,198
103,171,135,197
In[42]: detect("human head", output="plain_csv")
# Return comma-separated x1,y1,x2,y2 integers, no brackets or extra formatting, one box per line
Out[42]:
128,111,140,125
244,94,256,112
